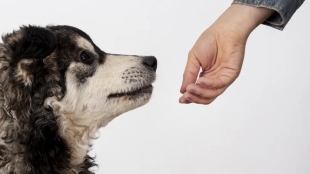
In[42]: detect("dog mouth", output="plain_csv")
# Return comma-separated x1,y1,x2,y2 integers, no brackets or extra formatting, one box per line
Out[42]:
108,85,153,98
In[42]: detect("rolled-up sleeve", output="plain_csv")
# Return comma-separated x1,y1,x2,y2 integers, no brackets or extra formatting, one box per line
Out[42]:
232,0,305,30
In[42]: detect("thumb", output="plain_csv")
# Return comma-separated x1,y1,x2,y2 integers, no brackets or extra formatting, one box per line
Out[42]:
180,51,201,94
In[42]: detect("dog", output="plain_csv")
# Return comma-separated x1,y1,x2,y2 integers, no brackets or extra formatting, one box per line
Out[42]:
0,25,157,174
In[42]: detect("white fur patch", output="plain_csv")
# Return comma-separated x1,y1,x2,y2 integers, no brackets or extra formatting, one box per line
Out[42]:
48,54,155,166
76,37,95,53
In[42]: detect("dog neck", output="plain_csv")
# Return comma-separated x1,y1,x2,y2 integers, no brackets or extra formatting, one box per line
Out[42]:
45,94,115,167
57,112,99,166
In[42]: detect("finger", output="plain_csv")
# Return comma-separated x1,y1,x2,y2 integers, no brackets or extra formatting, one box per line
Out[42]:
180,51,201,94
196,76,232,89
180,92,216,105
186,83,226,99
179,97,191,104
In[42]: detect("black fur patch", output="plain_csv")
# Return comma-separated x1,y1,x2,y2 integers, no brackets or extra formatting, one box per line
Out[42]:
48,25,106,63
3,25,57,62
0,25,99,174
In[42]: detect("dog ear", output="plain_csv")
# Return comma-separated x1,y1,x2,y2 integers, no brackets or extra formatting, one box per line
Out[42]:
1,26,57,87
2,25,57,61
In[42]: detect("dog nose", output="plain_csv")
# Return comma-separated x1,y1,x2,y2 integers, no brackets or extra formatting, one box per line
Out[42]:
142,56,157,71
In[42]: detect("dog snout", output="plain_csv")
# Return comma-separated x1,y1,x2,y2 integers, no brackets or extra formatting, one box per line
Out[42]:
142,56,157,71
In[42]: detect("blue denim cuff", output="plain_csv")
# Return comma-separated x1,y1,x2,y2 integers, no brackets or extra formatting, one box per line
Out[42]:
232,0,305,30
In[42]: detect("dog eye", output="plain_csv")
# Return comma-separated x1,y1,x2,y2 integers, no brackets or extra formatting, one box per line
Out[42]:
80,52,95,65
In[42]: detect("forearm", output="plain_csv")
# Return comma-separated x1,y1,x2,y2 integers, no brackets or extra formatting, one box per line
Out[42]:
212,4,275,39
232,0,305,30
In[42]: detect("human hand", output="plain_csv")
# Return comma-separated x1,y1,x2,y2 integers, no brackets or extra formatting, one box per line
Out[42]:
179,4,274,104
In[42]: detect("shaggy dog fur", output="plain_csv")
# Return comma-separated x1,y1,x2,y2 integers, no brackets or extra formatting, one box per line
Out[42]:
0,25,157,174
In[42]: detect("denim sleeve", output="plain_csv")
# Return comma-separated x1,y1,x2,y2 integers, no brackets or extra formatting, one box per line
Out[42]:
232,0,305,30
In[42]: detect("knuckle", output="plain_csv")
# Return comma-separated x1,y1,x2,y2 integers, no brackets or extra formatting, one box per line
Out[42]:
188,50,194,57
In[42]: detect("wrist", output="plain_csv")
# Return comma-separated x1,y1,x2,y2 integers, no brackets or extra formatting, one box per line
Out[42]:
213,4,275,38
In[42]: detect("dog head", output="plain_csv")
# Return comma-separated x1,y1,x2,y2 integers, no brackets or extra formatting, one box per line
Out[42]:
0,25,156,126
0,26,157,170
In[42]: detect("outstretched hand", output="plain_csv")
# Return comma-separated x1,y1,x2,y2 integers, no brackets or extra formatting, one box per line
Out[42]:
179,4,274,104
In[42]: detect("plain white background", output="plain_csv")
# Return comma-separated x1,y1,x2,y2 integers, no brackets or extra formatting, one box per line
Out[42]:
1,0,309,173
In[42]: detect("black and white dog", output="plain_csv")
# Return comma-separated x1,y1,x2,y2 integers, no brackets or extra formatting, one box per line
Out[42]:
0,25,157,174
